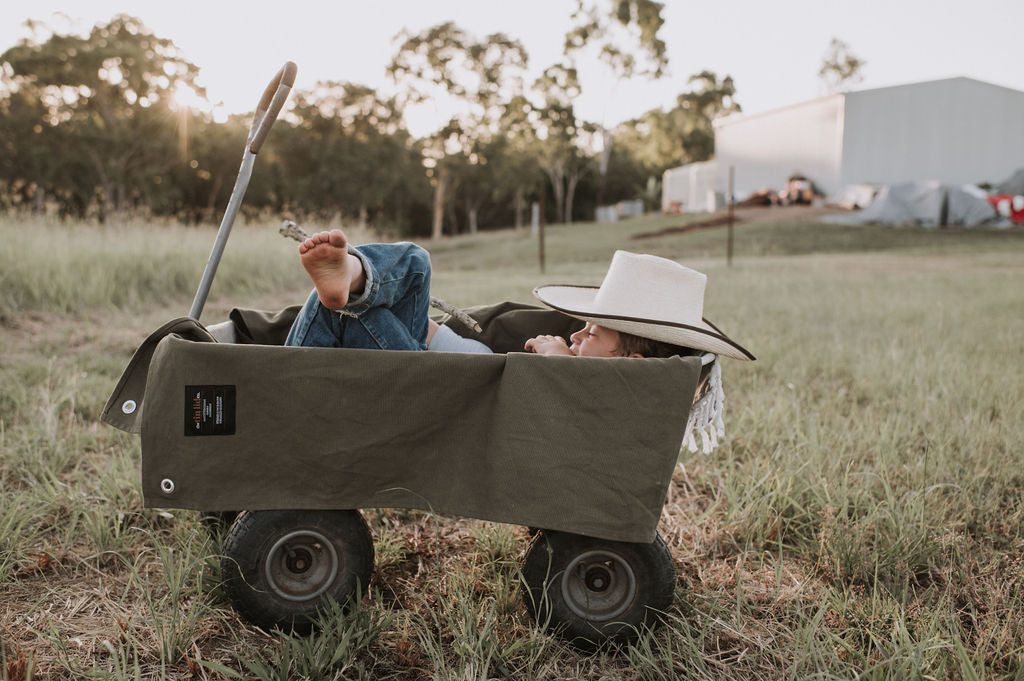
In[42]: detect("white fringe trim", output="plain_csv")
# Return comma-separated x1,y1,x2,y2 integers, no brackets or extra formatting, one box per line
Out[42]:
682,359,726,454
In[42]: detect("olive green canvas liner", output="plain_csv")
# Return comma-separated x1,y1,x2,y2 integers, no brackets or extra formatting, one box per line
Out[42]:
103,303,702,543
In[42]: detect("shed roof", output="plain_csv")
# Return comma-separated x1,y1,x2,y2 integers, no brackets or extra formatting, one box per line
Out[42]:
713,76,1024,130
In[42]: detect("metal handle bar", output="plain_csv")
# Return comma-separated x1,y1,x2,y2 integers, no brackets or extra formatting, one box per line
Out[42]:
248,61,297,154
188,62,296,320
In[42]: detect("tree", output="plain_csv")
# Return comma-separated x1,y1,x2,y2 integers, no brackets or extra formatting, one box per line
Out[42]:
388,22,528,238
165,113,247,223
562,0,669,207
671,70,741,161
1,15,204,220
564,0,668,79
608,71,740,208
819,38,866,93
493,95,544,229
530,64,593,224
272,81,417,227
0,83,59,212
615,71,740,171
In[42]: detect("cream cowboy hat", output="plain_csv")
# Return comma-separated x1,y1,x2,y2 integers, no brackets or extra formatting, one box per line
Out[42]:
533,251,754,361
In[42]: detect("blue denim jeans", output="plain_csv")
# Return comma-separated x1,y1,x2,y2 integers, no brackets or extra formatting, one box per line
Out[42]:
285,242,431,351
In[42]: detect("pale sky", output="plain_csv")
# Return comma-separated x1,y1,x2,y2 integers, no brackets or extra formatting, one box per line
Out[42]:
3,0,1022,137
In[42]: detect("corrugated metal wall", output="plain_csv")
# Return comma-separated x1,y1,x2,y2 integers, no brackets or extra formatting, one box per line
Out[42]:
713,94,845,198
841,78,1024,188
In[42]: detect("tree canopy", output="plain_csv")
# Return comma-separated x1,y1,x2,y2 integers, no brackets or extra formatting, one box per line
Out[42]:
2,15,203,218
388,21,530,237
565,0,668,79
0,10,743,234
819,37,866,94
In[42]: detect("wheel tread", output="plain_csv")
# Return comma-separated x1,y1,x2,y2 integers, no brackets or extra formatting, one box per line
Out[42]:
221,509,374,634
521,530,676,648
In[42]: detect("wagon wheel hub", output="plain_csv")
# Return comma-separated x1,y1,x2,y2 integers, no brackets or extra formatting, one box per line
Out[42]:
561,549,637,622
264,530,340,602
285,547,313,573
585,565,612,592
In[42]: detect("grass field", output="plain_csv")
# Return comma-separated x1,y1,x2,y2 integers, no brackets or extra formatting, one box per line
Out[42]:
1,210,1023,680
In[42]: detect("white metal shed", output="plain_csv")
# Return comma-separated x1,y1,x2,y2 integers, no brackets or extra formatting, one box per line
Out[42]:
661,160,718,213
708,77,1024,201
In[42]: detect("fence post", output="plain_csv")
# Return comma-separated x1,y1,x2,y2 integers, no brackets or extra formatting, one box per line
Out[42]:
539,194,546,274
727,165,735,267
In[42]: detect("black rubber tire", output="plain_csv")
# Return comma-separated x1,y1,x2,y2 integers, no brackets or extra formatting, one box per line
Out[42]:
521,530,676,648
221,510,374,634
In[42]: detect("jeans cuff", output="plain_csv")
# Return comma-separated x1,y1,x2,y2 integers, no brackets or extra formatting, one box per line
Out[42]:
338,245,376,316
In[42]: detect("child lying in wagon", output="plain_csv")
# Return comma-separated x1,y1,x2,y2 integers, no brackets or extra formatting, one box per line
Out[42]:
287,229,753,454
287,229,752,361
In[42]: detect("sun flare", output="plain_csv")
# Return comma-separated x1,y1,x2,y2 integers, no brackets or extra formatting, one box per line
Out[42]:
168,83,209,113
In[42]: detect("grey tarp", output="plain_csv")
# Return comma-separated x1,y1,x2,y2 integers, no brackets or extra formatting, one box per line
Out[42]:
103,304,702,543
824,181,998,227
996,167,1024,196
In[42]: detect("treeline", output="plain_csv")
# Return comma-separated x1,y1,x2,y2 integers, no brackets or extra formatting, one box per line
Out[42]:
0,7,740,237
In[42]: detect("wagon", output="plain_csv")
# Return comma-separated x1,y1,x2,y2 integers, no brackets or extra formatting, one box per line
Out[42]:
102,303,708,647
99,62,711,649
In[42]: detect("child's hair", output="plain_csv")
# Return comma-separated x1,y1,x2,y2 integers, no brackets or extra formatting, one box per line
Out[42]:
617,331,700,359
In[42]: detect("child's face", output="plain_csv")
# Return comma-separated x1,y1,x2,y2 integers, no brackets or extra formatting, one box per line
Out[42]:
569,323,624,357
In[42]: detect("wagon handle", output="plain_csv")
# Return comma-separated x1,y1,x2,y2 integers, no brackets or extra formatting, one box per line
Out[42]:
248,61,297,154
188,62,296,320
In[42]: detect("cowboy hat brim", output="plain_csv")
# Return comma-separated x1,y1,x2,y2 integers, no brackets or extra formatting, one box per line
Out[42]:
533,285,755,361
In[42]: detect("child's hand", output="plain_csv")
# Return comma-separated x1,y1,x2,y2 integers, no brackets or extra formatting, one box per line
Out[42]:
524,335,574,356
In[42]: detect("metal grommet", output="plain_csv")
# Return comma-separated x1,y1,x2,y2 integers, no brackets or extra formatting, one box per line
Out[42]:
121,399,137,415
160,478,175,495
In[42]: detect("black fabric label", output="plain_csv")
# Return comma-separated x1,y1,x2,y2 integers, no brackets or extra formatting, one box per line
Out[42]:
184,385,236,436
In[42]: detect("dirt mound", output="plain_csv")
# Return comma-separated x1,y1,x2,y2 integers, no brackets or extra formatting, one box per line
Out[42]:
632,205,840,239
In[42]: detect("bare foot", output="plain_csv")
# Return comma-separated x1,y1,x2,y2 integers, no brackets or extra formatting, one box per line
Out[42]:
299,230,364,309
